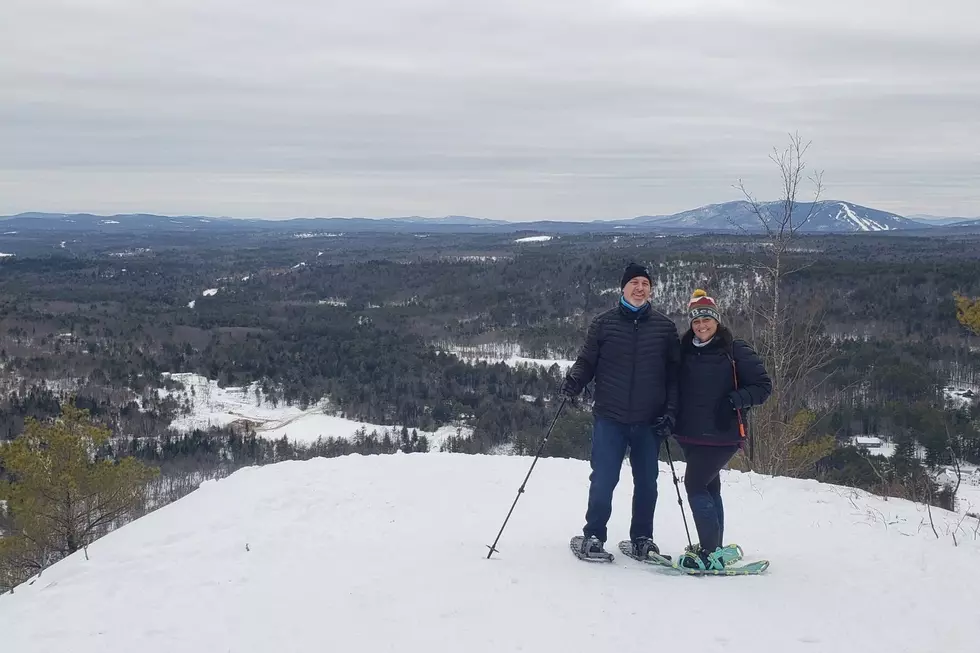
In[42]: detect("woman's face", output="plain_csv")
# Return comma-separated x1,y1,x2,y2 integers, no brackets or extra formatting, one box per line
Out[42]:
692,317,718,341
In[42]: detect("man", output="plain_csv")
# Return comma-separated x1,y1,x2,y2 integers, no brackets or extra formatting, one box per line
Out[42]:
562,262,680,560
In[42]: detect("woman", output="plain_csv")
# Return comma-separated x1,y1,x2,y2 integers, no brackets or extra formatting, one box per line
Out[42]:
673,289,771,571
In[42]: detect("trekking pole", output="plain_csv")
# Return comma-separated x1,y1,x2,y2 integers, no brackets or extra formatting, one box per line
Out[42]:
486,397,567,559
663,439,693,550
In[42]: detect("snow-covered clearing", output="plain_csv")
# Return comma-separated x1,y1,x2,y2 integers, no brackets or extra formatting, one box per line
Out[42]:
944,383,978,408
159,372,470,450
514,235,553,243
439,342,575,372
2,452,978,652
957,466,980,515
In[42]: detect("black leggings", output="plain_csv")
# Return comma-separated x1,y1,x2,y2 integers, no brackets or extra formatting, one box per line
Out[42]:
681,444,739,552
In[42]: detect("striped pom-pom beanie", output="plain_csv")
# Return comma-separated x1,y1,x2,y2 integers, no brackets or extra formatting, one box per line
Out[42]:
688,289,721,324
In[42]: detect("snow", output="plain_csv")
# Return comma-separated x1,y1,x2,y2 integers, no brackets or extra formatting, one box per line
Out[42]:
853,436,883,446
158,372,470,450
440,343,575,372
874,442,898,457
944,384,978,408
850,435,894,456
2,452,979,652
111,248,151,257
959,468,980,514
834,202,892,232
0,252,15,258
293,232,342,238
187,300,196,309
201,288,218,297
849,435,927,460
452,255,499,262
514,235,553,242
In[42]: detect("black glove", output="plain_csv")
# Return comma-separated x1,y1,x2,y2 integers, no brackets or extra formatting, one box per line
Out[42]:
727,391,748,410
560,376,582,398
653,415,674,439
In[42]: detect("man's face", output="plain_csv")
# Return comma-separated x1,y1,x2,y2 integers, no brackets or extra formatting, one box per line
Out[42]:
623,277,651,307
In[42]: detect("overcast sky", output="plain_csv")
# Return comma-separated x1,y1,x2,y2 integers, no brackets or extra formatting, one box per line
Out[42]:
1,0,978,221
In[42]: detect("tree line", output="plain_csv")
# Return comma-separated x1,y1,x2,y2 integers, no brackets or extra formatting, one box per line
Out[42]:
3,143,980,591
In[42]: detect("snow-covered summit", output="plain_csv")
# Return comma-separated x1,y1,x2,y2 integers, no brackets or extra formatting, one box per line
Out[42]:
634,200,920,233
1,453,977,652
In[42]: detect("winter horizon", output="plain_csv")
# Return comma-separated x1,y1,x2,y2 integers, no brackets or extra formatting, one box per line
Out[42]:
1,0,978,220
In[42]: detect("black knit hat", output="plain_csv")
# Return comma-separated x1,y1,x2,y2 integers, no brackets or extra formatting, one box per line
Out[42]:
620,263,652,289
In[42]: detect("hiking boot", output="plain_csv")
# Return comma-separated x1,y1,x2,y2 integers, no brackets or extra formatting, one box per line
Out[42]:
679,546,724,571
631,536,667,560
579,535,607,559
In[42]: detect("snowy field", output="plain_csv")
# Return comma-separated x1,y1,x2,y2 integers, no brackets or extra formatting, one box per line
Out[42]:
944,383,979,408
438,342,575,372
2,453,979,653
159,372,471,450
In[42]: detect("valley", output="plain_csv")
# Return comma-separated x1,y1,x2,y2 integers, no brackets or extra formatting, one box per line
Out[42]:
2,216,980,592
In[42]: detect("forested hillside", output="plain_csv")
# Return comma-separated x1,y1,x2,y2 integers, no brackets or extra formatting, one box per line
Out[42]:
1,227,979,500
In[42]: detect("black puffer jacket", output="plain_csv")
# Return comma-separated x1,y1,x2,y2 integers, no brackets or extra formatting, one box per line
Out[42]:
673,325,772,446
564,301,680,425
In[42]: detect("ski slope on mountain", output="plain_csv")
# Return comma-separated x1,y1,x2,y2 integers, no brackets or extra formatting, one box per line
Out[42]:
2,453,979,653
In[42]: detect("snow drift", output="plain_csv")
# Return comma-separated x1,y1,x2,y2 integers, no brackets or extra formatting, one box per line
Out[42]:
1,453,978,653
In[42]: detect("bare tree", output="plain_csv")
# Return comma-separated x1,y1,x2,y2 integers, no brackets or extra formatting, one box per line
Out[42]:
730,133,837,476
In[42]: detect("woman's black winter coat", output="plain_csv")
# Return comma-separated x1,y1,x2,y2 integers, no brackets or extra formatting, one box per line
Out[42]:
673,325,772,446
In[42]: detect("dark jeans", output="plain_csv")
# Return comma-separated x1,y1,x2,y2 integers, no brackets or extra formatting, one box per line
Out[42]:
583,416,662,543
681,444,739,552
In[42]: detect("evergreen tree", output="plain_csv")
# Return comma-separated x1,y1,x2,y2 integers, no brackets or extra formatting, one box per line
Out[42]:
0,403,158,586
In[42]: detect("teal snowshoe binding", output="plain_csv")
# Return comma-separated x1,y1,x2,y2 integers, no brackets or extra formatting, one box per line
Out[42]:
678,546,725,572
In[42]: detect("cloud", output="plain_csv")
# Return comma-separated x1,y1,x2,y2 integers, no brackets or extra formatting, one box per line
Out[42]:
1,0,977,219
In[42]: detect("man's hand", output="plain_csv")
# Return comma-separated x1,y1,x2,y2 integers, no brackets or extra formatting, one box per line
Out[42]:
653,415,673,439
560,377,582,398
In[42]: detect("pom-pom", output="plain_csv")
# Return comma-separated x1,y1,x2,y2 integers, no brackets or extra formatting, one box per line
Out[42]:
692,289,707,299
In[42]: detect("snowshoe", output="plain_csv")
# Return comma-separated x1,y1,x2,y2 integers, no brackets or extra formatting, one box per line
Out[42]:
570,535,613,562
678,547,725,572
684,542,743,566
629,536,671,562
716,543,744,566
616,539,673,566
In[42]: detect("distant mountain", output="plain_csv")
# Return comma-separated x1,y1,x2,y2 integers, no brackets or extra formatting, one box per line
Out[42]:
0,212,510,231
907,214,979,226
384,215,509,226
0,203,953,235
631,200,925,233
0,212,244,232
949,218,980,228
